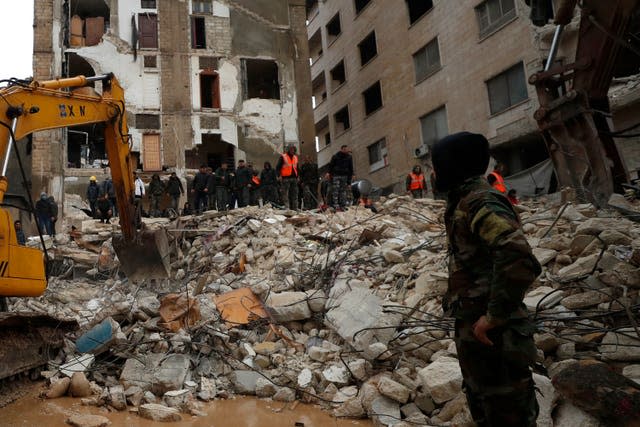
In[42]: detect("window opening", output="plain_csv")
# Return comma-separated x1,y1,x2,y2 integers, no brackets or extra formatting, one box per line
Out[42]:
363,81,383,115
191,16,206,49
358,31,377,66
406,0,433,24
334,106,350,133
487,62,528,115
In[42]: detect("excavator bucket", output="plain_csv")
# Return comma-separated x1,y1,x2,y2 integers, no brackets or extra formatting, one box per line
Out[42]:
112,229,171,282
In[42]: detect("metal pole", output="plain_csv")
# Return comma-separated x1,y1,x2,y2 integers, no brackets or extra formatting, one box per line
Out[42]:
545,25,565,71
2,118,18,176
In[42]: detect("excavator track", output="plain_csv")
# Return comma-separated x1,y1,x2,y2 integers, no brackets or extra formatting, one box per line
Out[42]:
0,312,78,381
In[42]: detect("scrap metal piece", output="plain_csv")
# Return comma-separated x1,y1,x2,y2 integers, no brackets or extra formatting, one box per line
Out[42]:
0,312,78,380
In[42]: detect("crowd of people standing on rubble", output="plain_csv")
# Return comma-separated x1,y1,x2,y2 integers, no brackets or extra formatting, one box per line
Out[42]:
82,144,520,222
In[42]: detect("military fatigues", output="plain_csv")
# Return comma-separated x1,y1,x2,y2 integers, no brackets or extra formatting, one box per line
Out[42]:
444,177,541,427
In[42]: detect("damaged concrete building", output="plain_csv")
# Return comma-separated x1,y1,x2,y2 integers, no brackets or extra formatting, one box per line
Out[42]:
31,0,314,204
307,0,640,195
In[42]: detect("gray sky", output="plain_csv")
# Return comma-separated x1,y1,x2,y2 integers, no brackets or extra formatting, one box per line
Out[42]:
0,1,34,80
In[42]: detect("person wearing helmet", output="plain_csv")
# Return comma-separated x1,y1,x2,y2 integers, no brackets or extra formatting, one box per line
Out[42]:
431,132,541,427
86,176,100,218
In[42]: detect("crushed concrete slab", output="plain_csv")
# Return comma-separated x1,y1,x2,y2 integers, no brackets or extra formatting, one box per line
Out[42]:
417,357,463,404
139,403,182,422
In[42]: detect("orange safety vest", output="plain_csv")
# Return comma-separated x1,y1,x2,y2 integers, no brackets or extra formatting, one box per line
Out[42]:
280,153,298,177
251,176,261,186
489,171,507,193
409,173,426,190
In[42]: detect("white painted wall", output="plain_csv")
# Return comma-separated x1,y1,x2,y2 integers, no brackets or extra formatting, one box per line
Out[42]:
212,1,230,18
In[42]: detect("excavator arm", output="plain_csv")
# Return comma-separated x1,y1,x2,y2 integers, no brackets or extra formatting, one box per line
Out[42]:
0,74,168,296
528,0,640,206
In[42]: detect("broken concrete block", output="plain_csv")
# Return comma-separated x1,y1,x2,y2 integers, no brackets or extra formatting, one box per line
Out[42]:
558,254,600,281
65,414,111,427
69,372,92,397
325,287,403,353
298,368,313,388
561,290,608,309
553,402,600,427
600,328,640,361
152,354,191,396
266,291,312,322
623,365,640,384
334,397,366,418
348,359,368,381
272,387,296,402
255,377,277,398
139,403,183,422
197,377,217,401
382,249,405,264
370,395,401,426
533,373,555,427
231,370,261,395
163,389,192,410
308,346,334,362
46,377,71,399
322,365,350,385
533,248,557,266
417,357,463,404
524,286,563,311
305,289,328,312
377,376,410,404
106,385,127,411
60,354,95,377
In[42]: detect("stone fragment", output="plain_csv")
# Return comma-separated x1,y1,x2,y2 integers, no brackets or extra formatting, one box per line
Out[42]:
298,368,313,388
308,346,334,362
119,354,163,392
272,387,296,402
370,396,401,426
266,292,312,322
139,403,183,422
382,249,405,264
533,248,557,265
377,376,410,404
599,229,632,246
533,373,556,427
417,357,463,404
124,386,144,407
107,385,127,411
562,290,608,309
569,235,596,256
65,414,111,427
623,365,640,384
197,377,216,401
433,393,468,423
558,254,600,281
69,372,92,398
322,365,350,384
534,333,561,353
600,328,640,361
255,378,277,398
46,377,71,399
304,289,327,312
325,288,403,353
553,402,600,427
152,354,191,396
334,397,366,418
413,392,436,414
163,389,192,410
60,354,95,377
347,359,368,381
524,286,563,310
253,341,281,356
231,370,262,395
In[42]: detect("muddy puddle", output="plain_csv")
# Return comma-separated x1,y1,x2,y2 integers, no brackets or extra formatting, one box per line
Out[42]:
0,384,372,427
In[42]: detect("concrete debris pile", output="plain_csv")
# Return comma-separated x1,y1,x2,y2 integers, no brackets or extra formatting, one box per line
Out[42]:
10,193,640,426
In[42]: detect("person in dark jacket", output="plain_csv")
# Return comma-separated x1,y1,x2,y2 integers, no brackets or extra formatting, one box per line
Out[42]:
191,164,209,213
35,192,53,236
432,132,541,427
14,220,26,245
206,167,216,210
165,172,184,213
181,202,193,216
214,163,231,211
300,155,320,210
275,144,299,210
328,145,354,211
148,174,165,217
86,176,100,218
234,160,252,208
100,176,117,217
48,196,58,237
260,161,279,207
96,193,113,223
249,166,261,206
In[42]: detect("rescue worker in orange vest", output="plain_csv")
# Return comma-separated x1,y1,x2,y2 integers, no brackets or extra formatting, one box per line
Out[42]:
406,165,427,199
487,163,507,194
275,144,299,210
249,167,261,206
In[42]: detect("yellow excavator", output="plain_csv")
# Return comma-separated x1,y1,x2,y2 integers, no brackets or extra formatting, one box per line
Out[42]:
0,73,170,381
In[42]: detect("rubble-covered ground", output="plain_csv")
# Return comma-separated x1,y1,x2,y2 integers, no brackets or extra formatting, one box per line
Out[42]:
8,193,640,426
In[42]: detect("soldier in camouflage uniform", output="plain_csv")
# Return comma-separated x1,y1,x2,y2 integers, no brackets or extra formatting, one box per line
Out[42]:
431,132,541,427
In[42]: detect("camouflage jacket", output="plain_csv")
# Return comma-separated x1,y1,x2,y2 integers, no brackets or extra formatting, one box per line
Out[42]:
443,177,541,322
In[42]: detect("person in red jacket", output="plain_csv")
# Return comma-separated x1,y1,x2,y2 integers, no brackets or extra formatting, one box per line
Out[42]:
487,163,507,194
406,165,427,198
275,144,299,210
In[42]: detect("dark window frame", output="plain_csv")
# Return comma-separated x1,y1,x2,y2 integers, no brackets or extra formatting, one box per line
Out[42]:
191,16,207,49
363,81,383,116
138,13,158,49
413,37,441,83
326,12,342,44
406,0,433,25
141,0,156,9
358,31,378,67
475,0,517,38
420,106,448,147
367,138,388,170
200,71,221,109
334,105,351,134
330,60,346,91
355,0,372,15
486,62,528,115
192,0,213,14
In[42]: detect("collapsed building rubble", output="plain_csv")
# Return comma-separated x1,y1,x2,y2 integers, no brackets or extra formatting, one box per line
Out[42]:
8,193,640,426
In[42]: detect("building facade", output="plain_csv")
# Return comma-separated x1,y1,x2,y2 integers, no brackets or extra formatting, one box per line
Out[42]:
307,0,640,195
31,0,314,203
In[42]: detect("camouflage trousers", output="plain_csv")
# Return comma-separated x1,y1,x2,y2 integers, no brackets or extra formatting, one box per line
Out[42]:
331,175,349,209
454,319,539,427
